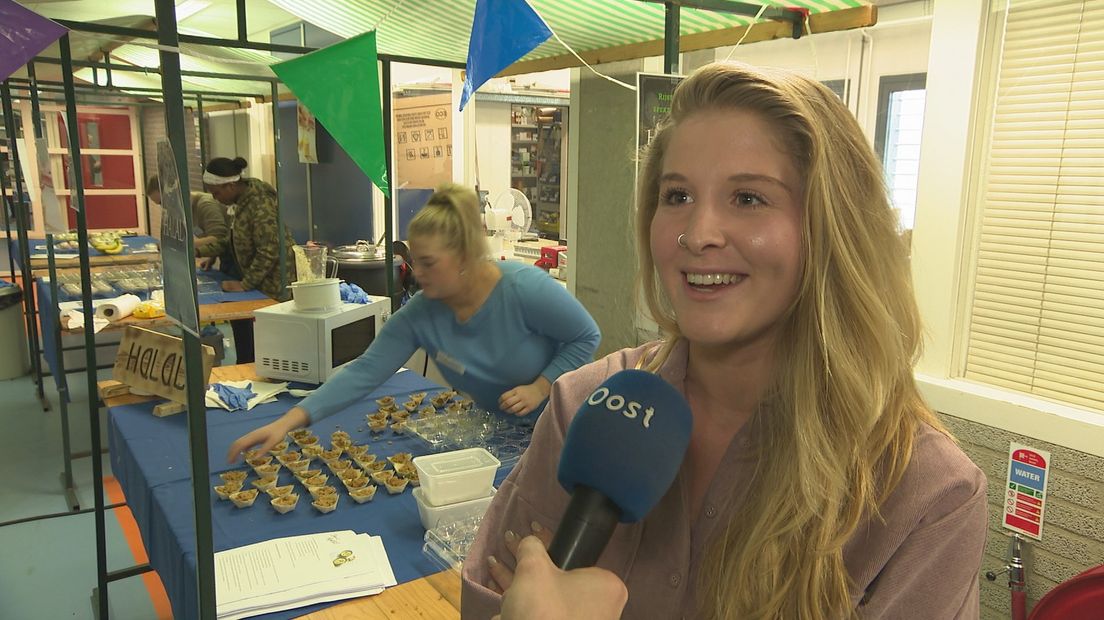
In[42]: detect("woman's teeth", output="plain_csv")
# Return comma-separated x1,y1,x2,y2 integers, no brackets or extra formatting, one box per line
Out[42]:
686,273,742,286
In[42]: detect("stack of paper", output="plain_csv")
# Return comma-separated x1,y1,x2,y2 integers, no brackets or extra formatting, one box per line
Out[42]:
215,530,396,619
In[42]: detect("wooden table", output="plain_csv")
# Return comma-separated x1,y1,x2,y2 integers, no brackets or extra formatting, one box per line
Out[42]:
298,570,461,619
61,297,276,334
97,365,463,620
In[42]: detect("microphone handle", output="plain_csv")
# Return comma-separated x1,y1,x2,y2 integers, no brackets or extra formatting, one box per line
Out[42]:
548,485,621,570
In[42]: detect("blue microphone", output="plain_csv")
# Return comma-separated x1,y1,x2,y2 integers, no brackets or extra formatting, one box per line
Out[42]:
549,369,693,570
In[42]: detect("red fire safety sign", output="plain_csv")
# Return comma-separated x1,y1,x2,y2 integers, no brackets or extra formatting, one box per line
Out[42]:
1003,442,1051,540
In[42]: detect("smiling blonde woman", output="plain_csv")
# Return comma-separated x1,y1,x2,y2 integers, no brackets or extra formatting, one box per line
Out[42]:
461,62,987,620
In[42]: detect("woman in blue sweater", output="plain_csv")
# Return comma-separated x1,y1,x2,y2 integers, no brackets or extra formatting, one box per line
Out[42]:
227,184,601,460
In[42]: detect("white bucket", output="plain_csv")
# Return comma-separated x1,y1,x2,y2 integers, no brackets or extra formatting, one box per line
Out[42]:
290,277,341,311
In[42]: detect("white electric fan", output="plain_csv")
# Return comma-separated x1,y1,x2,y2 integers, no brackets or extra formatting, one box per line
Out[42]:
487,188,533,243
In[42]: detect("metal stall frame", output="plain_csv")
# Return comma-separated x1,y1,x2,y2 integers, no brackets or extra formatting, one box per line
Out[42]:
1,85,48,411
22,4,452,617
2,76,248,514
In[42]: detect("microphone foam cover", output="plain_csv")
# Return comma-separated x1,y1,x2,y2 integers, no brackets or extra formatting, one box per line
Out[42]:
557,369,693,523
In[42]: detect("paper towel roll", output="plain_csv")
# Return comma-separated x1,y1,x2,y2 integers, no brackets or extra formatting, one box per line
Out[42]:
95,294,142,321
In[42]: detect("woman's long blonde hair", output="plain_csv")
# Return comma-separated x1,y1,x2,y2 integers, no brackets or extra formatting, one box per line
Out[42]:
407,183,489,266
636,62,946,619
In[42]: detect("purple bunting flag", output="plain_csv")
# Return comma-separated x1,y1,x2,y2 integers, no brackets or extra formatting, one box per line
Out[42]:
0,0,68,82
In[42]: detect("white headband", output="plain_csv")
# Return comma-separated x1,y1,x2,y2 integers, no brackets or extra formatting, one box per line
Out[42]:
203,171,241,185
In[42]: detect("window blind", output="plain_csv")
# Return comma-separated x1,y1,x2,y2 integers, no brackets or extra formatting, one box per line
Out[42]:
965,0,1104,412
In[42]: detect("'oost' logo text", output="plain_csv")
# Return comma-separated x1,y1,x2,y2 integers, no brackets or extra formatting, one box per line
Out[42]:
586,387,655,429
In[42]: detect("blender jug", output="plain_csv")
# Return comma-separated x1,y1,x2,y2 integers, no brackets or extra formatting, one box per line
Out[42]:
292,244,338,283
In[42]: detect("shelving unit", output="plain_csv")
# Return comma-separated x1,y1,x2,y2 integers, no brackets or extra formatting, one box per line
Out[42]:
510,104,567,238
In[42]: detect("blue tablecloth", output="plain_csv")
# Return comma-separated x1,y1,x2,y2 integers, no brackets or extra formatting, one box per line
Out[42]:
107,372,513,620
36,269,269,391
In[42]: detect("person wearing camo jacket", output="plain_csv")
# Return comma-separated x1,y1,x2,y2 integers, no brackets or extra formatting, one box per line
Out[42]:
198,156,296,363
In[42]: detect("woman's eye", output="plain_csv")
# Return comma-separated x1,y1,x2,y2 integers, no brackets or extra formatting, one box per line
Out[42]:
735,192,766,207
661,188,692,206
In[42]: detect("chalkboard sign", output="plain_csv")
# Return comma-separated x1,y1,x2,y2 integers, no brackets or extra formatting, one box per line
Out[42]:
637,73,684,152
156,140,200,336
112,326,214,405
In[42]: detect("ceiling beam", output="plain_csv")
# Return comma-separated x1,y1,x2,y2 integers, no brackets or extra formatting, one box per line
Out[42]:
499,4,876,77
88,18,157,63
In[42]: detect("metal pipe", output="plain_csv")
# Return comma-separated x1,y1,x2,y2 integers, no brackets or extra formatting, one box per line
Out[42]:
153,1,217,617
103,51,113,88
985,533,1028,620
30,66,80,509
381,60,395,308
196,94,208,165
107,564,153,582
664,2,681,74
1008,534,1027,620
53,19,316,55
28,63,42,138
377,54,466,70
640,0,803,31
7,77,265,100
32,56,280,83
24,64,50,408
138,103,151,235
0,150,16,281
4,83,242,106
46,239,78,509
1,83,48,406
271,81,287,295
236,0,248,43
49,20,467,68
59,33,109,620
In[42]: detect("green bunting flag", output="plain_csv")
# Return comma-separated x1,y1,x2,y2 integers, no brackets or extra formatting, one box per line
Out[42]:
271,30,389,196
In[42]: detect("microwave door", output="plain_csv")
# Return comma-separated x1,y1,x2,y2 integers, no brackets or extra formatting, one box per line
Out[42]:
326,314,378,379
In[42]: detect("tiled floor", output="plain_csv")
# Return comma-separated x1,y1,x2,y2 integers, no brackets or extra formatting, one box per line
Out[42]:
0,325,238,619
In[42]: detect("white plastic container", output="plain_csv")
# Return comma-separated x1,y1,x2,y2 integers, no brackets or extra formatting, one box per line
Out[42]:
413,448,500,506
414,486,496,530
290,277,340,311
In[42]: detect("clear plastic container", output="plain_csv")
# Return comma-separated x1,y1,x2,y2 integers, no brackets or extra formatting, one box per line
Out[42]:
413,448,500,506
422,513,486,574
413,486,496,530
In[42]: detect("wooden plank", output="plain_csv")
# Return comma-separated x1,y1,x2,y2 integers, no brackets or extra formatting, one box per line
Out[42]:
100,363,260,408
112,325,215,404
500,5,878,77
152,401,187,417
97,380,132,399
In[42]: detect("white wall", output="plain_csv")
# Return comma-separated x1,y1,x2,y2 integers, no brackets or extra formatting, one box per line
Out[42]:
473,101,512,196
205,109,251,161
484,68,571,94
713,2,933,140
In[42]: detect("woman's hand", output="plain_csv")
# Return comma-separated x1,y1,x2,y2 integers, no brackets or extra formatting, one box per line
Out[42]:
221,280,245,292
486,520,554,593
225,407,309,463
490,534,628,620
498,377,551,417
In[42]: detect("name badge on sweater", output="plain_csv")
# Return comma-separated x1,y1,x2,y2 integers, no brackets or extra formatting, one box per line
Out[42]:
435,350,465,375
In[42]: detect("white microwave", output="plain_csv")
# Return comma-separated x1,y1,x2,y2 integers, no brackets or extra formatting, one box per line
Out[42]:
253,296,391,384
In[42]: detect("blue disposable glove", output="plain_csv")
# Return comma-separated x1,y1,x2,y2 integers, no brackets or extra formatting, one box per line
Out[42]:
212,382,256,411
339,282,370,304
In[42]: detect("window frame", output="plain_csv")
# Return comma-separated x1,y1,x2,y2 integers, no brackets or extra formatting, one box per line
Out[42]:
911,0,1104,457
